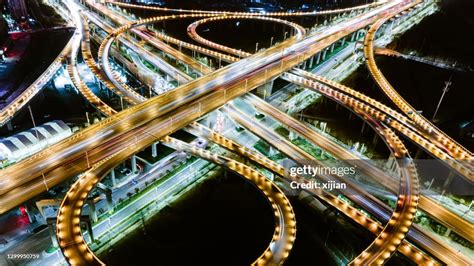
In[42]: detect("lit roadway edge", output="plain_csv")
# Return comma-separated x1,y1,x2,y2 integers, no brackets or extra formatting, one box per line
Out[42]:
56,136,296,266
0,0,403,210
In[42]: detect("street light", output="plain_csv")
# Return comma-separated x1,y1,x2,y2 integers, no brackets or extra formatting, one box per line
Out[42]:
432,76,452,122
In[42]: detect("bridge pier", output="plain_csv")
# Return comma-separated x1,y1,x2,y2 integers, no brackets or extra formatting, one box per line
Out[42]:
321,49,327,61
444,228,451,237
110,168,116,187
82,216,94,243
46,218,59,248
299,191,327,212
105,191,113,213
131,155,137,173
301,60,307,70
269,146,277,156
316,52,321,65
372,133,379,146
151,142,159,158
340,37,346,47
289,130,298,141
386,155,397,173
97,183,114,213
443,171,455,189
24,204,36,223
414,148,423,159
360,121,366,134
350,32,356,42
6,120,13,131
256,79,275,99
330,43,335,53
308,54,315,68
86,198,98,222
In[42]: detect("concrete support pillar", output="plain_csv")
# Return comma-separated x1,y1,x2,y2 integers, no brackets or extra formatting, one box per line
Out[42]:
443,171,455,189
387,155,396,171
7,120,13,131
20,204,33,223
152,142,158,158
289,130,298,141
269,146,277,156
341,37,346,47
414,148,423,160
256,79,274,98
105,192,113,212
350,32,356,42
444,228,451,237
360,122,366,134
316,53,321,65
84,219,94,243
131,155,137,173
87,199,98,222
372,133,379,146
299,191,328,212
321,49,327,61
309,55,314,68
48,223,58,247
268,172,274,181
110,168,116,187
330,43,335,53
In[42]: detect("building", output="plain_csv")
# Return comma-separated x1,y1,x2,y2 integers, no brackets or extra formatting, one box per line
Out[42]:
0,120,72,164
